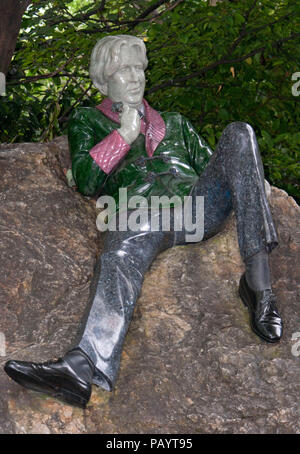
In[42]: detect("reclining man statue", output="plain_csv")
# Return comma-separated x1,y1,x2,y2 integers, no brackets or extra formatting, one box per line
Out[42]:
4,35,283,409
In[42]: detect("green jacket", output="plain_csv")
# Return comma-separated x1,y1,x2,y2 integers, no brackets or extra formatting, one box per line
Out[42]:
68,105,213,212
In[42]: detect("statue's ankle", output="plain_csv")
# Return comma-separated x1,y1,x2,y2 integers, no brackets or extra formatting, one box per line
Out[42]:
244,250,272,292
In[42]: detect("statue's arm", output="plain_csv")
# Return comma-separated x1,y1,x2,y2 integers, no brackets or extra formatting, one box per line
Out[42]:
68,109,108,196
181,115,213,176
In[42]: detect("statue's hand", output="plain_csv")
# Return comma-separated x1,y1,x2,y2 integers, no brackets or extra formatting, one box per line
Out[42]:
117,104,141,145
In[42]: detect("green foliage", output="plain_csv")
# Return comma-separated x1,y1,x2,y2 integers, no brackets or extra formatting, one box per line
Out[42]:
0,0,299,201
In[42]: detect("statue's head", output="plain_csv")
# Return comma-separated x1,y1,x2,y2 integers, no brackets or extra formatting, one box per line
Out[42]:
90,35,148,108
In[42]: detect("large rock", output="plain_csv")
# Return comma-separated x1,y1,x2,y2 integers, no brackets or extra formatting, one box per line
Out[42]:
0,136,299,434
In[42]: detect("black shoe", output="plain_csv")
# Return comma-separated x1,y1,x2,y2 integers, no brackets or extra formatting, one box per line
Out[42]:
239,273,283,343
4,348,94,408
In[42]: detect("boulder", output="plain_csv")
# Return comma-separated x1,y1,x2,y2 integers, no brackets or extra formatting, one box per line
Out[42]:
0,136,299,434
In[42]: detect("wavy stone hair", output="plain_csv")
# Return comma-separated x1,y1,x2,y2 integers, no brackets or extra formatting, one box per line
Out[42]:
89,35,148,95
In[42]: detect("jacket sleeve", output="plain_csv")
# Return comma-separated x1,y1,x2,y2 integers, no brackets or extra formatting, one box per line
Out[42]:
181,115,213,176
89,129,130,174
68,108,108,196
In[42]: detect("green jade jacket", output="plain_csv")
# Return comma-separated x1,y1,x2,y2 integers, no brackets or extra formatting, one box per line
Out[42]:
68,98,213,214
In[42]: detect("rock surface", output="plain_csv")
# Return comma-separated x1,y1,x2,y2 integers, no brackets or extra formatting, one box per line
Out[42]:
0,136,299,434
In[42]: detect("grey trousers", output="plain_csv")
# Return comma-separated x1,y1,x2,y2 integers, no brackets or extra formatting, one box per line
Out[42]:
75,122,278,391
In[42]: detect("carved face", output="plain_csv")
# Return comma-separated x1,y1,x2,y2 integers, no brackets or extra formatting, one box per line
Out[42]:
107,44,146,109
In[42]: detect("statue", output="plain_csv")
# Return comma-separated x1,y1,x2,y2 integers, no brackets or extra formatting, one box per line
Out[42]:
4,35,283,409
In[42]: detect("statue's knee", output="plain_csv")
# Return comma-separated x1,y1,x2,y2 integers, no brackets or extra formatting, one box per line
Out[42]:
225,121,254,137
223,121,257,160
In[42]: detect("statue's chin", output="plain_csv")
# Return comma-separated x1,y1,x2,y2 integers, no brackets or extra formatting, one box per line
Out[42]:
125,94,144,108
108,89,145,111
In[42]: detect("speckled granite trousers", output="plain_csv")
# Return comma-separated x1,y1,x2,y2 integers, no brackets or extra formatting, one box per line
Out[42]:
75,122,278,391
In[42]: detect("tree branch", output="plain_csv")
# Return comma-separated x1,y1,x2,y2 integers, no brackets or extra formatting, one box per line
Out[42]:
6,53,78,85
78,0,181,34
6,72,90,85
127,0,171,30
41,0,106,26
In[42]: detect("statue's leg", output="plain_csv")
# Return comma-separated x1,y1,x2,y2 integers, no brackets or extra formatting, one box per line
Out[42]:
4,210,174,406
75,212,174,391
179,121,282,343
5,211,174,408
181,121,278,259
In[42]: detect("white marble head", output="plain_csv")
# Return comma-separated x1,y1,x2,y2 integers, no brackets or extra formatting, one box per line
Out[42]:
90,35,148,107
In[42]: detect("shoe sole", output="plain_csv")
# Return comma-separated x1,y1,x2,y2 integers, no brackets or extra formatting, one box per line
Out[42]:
5,365,88,409
239,278,281,344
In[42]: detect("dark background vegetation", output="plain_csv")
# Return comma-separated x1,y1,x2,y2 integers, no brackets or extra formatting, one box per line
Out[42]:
0,0,299,201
